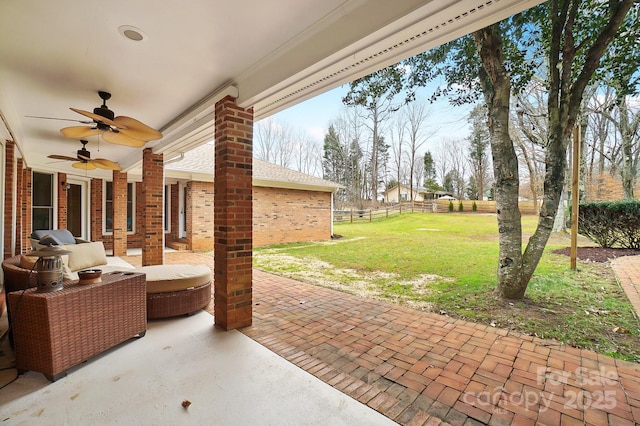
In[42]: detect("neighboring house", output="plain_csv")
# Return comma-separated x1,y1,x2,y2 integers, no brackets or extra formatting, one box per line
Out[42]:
164,144,342,249
383,184,426,203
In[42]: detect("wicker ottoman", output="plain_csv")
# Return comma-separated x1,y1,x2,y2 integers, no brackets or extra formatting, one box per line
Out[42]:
135,265,212,319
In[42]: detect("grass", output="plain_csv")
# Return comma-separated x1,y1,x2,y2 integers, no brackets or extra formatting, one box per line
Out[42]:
254,212,640,362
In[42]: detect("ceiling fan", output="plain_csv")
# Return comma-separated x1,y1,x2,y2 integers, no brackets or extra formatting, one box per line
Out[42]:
57,91,162,147
48,140,122,171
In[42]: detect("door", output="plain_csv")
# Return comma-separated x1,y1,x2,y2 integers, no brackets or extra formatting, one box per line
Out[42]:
67,184,82,237
66,179,88,239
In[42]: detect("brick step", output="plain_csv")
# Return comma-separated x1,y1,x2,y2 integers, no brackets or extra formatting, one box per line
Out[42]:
166,240,189,251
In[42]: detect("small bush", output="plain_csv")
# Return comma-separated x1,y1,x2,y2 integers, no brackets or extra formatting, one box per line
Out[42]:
579,200,640,248
472,201,477,212
448,201,454,212
458,202,464,212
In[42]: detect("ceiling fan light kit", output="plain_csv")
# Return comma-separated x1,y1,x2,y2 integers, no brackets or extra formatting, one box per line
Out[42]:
47,140,122,171
57,91,162,147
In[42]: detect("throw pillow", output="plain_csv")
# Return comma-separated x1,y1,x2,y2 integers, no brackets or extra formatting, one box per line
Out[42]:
65,241,108,272
19,254,37,269
38,234,63,246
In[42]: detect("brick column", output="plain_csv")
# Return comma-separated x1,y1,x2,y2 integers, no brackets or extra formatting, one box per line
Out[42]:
214,96,253,330
142,148,164,266
112,171,128,256
15,159,23,254
57,173,67,230
3,141,15,258
90,179,103,242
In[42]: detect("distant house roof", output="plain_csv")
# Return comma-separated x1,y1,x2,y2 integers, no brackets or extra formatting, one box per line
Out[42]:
382,183,425,195
165,143,342,193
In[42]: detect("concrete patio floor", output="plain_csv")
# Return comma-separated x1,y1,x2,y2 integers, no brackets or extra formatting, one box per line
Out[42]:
2,250,640,425
0,310,393,425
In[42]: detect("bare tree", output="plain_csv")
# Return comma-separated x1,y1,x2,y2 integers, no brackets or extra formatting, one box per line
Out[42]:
389,114,407,203
255,117,280,162
434,140,452,189
403,101,433,200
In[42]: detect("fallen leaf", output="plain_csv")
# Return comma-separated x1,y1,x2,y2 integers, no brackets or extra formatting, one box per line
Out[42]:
612,327,629,334
182,400,192,409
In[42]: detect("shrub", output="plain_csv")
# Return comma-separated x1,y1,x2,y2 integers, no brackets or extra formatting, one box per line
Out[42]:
448,201,454,212
472,201,477,212
578,200,640,248
458,201,464,212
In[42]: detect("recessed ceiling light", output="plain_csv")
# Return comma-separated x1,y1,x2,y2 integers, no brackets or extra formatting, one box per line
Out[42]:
118,25,146,42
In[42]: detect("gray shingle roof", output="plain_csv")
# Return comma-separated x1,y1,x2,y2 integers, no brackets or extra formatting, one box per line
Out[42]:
166,143,341,192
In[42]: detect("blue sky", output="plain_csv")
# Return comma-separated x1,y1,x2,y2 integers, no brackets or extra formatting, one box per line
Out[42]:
270,84,475,153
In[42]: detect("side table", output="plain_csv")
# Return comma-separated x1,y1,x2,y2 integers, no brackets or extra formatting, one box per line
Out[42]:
8,271,147,381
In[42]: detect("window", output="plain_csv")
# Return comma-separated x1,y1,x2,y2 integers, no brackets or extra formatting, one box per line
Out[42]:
105,181,134,233
400,193,408,201
164,184,170,232
32,172,53,231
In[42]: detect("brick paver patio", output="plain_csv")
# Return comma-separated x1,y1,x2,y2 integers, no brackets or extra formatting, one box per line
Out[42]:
128,252,640,425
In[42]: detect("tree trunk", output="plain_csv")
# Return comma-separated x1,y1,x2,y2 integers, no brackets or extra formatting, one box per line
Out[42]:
473,27,525,299
619,96,635,199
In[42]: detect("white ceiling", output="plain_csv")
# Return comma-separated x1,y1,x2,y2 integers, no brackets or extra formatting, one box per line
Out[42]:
0,0,543,180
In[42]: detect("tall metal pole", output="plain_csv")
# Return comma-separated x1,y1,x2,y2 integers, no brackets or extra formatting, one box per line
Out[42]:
570,125,581,270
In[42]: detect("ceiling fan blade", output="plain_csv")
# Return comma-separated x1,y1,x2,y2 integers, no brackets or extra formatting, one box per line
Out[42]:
72,161,97,170
61,126,102,138
92,158,122,171
102,130,146,147
70,108,125,129
114,116,162,141
47,154,76,161
27,115,93,124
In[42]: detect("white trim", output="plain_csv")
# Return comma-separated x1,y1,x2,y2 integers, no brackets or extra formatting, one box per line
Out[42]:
164,184,171,234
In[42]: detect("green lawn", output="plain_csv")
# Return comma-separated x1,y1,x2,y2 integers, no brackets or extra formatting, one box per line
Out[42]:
254,213,640,362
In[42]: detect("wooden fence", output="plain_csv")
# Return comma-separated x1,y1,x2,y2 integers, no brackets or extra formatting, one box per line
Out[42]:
333,200,538,223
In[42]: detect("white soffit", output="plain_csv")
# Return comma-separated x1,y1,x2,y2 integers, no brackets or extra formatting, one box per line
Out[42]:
247,0,545,119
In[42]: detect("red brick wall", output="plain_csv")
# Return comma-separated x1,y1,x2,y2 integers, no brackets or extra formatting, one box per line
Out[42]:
169,183,179,242
253,186,332,246
3,141,15,258
142,148,163,266
90,178,103,243
112,171,128,256
15,159,23,254
187,181,214,251
214,96,253,330
57,173,67,230
184,182,333,250
22,166,32,252
130,181,143,248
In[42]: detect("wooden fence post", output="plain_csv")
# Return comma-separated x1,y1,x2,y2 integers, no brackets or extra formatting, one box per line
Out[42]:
369,209,372,222
350,209,353,223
